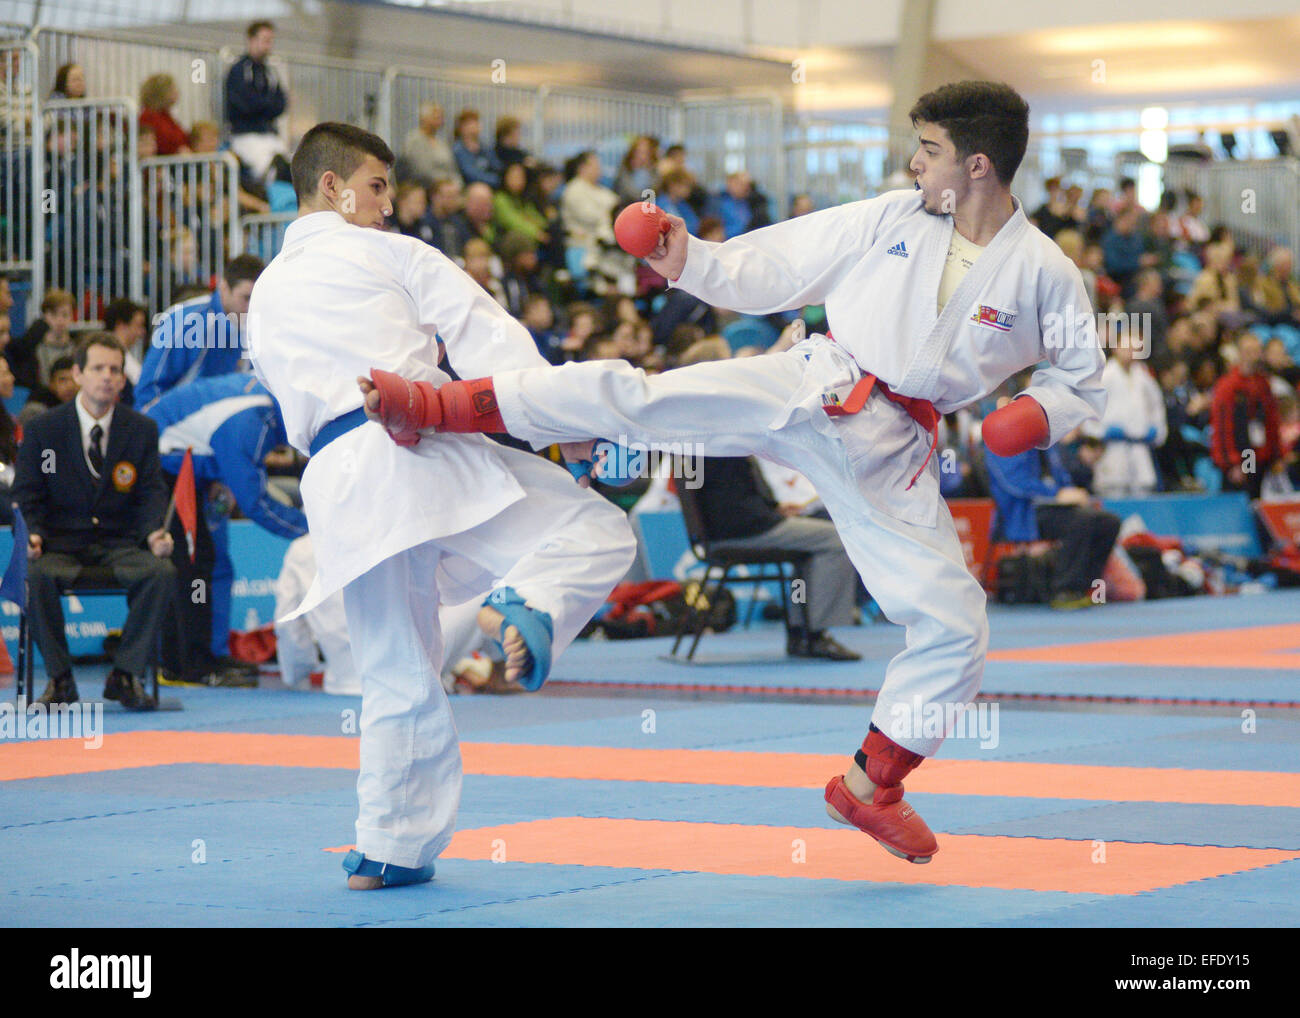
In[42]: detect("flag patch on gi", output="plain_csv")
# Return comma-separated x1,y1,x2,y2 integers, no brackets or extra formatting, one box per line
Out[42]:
971,304,1018,331
886,241,909,258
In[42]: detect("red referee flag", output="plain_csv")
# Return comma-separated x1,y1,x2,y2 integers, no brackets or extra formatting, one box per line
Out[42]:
173,448,198,563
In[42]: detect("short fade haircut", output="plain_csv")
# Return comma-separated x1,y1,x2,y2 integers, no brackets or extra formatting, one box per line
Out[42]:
103,298,145,331
74,332,125,371
291,121,395,204
224,253,266,290
908,81,1030,186
247,20,274,38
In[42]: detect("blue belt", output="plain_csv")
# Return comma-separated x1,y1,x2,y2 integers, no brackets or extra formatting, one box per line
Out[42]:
309,407,368,457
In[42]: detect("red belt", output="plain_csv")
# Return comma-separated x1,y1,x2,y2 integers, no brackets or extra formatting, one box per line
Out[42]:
823,373,939,490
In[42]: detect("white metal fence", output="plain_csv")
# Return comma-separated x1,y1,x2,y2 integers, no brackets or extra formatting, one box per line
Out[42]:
1163,158,1300,260
35,96,142,322
141,151,241,318
1,37,40,274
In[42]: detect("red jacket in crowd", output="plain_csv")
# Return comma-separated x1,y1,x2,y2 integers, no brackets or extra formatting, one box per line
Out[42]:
139,108,189,156
1209,366,1281,470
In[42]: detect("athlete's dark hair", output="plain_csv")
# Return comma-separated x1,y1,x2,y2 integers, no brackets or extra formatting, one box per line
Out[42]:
224,253,266,290
908,81,1029,186
291,121,395,204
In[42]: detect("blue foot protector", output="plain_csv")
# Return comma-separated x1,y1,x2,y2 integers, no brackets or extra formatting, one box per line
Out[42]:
341,849,436,887
565,439,639,488
484,586,555,692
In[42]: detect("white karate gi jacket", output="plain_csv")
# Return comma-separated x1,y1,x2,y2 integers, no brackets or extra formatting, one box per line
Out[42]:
672,188,1106,451
247,211,551,616
1085,357,1168,495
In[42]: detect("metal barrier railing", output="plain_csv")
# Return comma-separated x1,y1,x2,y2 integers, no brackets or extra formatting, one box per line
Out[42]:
1162,158,1300,261
389,65,540,173
784,116,889,208
240,211,295,264
1,37,42,289
35,96,142,325
140,151,241,319
537,85,678,181
683,94,787,216
32,26,223,130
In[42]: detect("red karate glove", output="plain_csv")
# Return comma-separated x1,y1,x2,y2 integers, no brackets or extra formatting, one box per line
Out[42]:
614,203,671,258
982,396,1049,457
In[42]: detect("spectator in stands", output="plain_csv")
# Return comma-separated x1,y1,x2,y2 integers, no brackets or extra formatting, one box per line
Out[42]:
225,20,289,183
452,109,501,188
657,168,700,235
400,101,459,187
1084,187,1112,241
712,171,770,238
1063,184,1086,228
1255,247,1300,334
0,274,12,319
421,176,467,258
1155,356,1211,490
139,73,189,156
189,120,271,214
14,334,175,709
102,297,147,388
136,253,264,410
0,353,17,521
18,354,78,426
498,232,541,318
147,373,308,688
10,287,75,390
1177,191,1211,248
462,181,497,250
1187,240,1241,320
1,47,32,142
0,313,10,360
528,162,566,270
1265,337,1299,400
1086,326,1168,496
556,301,598,363
790,194,815,218
1031,177,1073,238
1054,228,1095,308
50,62,86,100
493,162,549,245
493,115,531,170
561,150,618,289
1102,207,1150,298
1126,268,1169,353
657,143,708,216
1211,331,1281,499
521,293,563,363
462,237,506,306
614,135,658,207
983,421,1121,611
390,180,435,244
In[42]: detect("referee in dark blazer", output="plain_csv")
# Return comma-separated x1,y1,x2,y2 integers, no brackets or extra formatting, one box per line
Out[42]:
12,334,176,709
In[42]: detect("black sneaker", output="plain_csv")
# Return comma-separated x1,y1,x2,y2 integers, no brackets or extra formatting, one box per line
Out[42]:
35,673,79,706
789,632,862,662
207,668,258,689
215,655,261,677
103,668,131,702
118,675,158,712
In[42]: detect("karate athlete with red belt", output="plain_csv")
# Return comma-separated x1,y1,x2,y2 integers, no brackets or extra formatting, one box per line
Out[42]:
248,123,636,889
360,82,1106,864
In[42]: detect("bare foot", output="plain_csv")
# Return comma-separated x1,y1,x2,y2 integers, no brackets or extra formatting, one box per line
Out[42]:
477,605,530,684
347,874,385,890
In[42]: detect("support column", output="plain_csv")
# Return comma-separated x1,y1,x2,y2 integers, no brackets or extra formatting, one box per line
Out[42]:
886,0,935,178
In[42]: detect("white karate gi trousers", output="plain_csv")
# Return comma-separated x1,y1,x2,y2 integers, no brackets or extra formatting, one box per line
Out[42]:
341,442,636,868
495,340,988,757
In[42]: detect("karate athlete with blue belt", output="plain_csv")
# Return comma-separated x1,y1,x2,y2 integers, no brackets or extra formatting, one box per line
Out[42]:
361,82,1107,866
248,123,636,890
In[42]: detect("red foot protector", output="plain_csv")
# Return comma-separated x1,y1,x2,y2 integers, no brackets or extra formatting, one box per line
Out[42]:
614,203,671,258
369,370,505,439
824,727,938,863
982,395,1049,457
